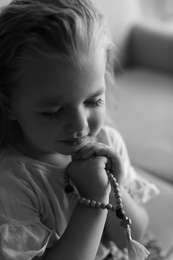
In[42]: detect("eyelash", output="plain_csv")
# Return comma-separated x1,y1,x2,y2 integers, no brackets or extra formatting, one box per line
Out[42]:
42,109,62,120
42,98,104,120
85,98,104,107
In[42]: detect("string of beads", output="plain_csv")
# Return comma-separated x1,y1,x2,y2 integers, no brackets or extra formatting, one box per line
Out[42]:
64,170,131,229
64,169,150,260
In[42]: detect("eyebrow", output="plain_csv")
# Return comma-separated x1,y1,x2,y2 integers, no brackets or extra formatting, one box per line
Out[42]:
87,87,106,99
37,86,106,108
36,98,61,108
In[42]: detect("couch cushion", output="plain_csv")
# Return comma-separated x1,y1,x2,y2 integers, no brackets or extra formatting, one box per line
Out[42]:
108,68,173,184
127,23,173,74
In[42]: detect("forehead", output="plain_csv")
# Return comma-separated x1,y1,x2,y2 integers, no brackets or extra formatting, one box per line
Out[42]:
14,50,106,105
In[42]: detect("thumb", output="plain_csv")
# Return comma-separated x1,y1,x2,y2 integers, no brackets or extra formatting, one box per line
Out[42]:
105,157,111,171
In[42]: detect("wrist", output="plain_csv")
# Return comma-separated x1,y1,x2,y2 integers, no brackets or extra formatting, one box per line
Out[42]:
79,187,110,203
87,193,110,204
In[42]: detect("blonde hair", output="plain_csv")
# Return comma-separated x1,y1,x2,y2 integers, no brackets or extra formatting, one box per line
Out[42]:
0,0,115,147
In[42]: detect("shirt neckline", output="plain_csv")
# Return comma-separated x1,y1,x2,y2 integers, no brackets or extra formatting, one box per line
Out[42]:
7,145,70,173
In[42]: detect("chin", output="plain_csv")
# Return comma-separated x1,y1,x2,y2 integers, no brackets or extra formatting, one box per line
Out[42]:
56,148,79,156
54,144,85,156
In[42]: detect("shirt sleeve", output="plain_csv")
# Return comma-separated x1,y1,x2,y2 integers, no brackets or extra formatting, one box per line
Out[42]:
123,165,160,203
0,160,59,260
98,125,160,204
0,222,58,260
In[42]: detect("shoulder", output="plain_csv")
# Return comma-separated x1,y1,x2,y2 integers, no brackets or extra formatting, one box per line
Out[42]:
0,147,42,223
0,146,28,183
0,147,38,205
0,146,20,181
96,124,127,152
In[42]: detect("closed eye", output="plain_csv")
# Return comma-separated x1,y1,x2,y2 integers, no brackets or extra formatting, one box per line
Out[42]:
42,108,64,119
85,98,104,107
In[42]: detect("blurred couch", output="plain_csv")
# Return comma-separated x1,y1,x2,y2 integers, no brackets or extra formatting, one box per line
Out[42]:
110,22,173,256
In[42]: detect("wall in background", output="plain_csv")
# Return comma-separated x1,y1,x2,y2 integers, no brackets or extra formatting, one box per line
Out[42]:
0,0,11,6
139,0,173,22
91,0,141,45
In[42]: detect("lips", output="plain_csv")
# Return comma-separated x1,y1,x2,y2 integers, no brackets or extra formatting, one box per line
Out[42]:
61,137,87,147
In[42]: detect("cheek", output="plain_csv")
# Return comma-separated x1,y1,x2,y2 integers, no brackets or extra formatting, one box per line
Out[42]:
89,108,105,133
15,114,48,140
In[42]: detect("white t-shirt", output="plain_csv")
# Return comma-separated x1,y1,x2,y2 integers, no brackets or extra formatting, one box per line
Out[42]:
0,125,159,260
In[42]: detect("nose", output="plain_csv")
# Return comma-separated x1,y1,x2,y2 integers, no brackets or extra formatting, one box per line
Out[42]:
66,107,89,135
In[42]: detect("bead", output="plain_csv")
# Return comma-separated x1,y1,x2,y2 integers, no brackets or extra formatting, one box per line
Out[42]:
84,199,91,206
75,196,81,202
100,203,107,209
107,172,111,178
65,170,132,232
116,208,126,219
112,179,119,188
114,187,120,194
111,205,117,212
95,201,102,208
116,198,123,204
90,200,97,207
116,203,123,210
79,197,86,204
65,185,74,194
120,217,132,228
114,193,121,199
109,173,114,179
110,178,116,185
70,193,78,200
106,204,113,210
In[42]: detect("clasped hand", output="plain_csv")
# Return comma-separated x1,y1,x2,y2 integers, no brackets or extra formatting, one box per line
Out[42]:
67,143,125,200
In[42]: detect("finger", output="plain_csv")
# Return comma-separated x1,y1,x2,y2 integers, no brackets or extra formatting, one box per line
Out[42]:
92,155,108,169
96,148,123,175
78,145,99,159
94,147,108,156
105,158,112,171
74,142,104,159
80,143,108,159
97,147,120,163
94,147,116,162
80,148,94,159
74,143,94,159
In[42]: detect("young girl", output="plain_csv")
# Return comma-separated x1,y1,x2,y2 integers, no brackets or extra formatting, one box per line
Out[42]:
0,0,160,260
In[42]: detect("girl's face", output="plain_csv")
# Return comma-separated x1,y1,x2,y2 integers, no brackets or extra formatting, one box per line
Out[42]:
10,49,107,158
